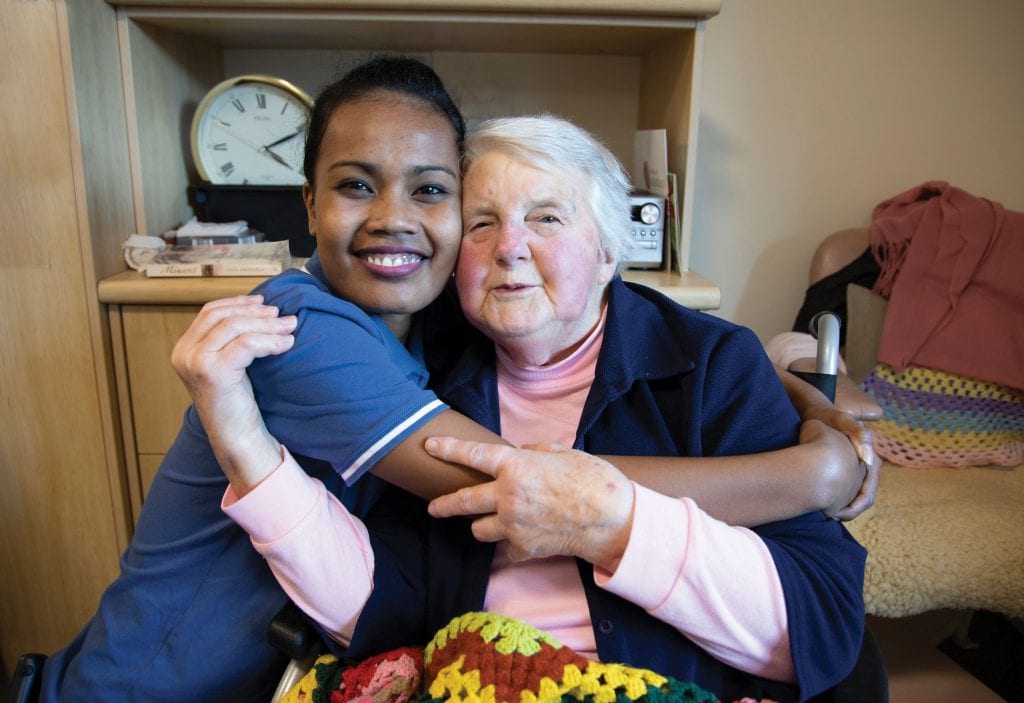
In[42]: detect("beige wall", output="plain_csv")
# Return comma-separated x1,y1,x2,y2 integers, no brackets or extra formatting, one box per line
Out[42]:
692,0,1024,341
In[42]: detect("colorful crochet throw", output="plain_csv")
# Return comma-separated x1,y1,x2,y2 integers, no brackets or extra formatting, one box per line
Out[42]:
279,612,776,703
862,362,1024,468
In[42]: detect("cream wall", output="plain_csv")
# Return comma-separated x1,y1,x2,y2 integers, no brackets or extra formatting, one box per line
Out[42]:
691,0,1024,341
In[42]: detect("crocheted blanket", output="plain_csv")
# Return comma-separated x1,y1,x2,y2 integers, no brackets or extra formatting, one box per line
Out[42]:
279,612,777,703
862,362,1024,468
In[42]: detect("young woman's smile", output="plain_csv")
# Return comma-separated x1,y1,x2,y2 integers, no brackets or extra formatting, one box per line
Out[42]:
359,248,426,274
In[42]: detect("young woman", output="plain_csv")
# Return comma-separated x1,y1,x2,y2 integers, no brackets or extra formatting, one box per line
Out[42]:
39,56,471,703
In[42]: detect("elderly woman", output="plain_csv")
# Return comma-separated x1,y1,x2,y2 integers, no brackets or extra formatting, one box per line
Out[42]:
181,115,866,702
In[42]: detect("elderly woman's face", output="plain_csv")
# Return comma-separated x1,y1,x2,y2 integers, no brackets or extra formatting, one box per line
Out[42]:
457,152,616,365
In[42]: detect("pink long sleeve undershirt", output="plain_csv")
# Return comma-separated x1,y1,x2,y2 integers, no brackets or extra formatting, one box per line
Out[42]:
223,311,795,682
224,453,794,681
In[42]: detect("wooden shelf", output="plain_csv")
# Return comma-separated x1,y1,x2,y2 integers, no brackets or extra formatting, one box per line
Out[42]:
623,268,720,310
99,269,276,305
108,0,721,20
99,266,720,309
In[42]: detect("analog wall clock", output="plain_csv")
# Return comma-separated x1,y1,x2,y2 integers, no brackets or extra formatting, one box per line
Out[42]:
190,74,313,186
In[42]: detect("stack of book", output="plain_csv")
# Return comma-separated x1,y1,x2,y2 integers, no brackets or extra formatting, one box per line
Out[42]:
123,232,291,278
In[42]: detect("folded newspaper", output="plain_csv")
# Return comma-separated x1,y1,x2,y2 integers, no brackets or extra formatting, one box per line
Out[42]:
123,234,291,278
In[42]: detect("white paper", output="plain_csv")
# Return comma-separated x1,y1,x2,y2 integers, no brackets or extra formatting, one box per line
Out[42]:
632,129,670,198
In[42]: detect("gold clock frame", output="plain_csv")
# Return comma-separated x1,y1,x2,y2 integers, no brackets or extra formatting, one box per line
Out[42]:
189,74,314,184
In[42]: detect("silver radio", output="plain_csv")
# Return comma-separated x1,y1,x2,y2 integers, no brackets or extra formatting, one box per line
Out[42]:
624,190,666,269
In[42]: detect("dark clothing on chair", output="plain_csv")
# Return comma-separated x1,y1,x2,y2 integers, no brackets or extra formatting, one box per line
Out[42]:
792,247,880,345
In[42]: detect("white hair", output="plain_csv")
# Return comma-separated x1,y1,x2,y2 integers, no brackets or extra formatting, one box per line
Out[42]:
463,115,634,270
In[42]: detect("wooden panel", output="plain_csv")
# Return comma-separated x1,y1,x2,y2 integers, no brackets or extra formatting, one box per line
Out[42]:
65,0,136,282
138,454,166,501
622,269,720,310
436,51,642,167
121,17,222,234
0,0,124,674
128,11,693,54
108,305,146,520
121,305,200,455
108,0,722,19
638,25,702,271
61,0,137,557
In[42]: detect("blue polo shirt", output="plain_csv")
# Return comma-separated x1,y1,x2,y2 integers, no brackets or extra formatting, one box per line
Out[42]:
248,254,448,485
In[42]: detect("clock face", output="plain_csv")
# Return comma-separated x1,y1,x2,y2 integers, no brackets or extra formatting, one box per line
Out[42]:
191,76,312,186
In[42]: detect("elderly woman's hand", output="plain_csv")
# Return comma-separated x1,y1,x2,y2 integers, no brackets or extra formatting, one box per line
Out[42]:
424,438,635,571
171,294,297,495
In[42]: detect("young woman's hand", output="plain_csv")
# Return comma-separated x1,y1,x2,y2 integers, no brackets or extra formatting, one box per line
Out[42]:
797,418,879,521
171,294,297,495
829,447,881,522
172,294,296,398
799,402,875,469
776,365,880,521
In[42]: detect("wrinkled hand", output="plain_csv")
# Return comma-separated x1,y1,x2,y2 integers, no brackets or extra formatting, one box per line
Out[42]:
424,438,635,571
170,294,297,492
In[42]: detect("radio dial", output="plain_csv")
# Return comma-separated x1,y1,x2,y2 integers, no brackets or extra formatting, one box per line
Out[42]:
633,202,661,225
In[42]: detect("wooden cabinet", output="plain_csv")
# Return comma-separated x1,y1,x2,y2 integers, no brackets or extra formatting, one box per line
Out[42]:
112,305,198,507
0,0,135,673
101,273,268,510
100,272,269,510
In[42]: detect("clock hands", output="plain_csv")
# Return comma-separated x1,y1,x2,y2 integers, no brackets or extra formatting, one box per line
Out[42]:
263,130,302,151
260,147,293,170
211,117,298,172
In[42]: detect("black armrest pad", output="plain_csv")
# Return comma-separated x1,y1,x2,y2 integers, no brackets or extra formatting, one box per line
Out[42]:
267,601,325,661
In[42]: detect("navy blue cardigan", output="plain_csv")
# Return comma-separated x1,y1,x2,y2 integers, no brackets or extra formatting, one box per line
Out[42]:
340,278,866,703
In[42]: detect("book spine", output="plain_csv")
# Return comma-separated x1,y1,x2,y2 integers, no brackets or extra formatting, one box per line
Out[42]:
145,261,283,277
212,261,283,276
145,263,205,277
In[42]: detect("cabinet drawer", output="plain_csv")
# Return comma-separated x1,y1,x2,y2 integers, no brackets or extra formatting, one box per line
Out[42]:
121,305,199,455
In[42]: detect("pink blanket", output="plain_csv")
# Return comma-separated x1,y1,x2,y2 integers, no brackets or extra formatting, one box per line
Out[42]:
870,181,1024,390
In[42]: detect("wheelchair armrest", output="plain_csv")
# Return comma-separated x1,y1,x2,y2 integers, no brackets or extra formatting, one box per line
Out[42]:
267,601,325,661
6,653,46,703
